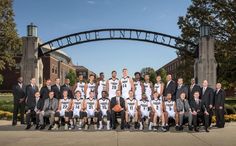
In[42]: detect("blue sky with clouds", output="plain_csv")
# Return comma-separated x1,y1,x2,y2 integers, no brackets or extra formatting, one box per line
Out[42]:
13,0,191,78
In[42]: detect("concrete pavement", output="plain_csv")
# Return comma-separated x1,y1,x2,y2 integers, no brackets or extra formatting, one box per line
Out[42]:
0,120,235,146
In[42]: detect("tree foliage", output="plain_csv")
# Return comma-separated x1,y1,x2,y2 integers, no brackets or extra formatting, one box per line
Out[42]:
177,0,236,88
66,69,77,86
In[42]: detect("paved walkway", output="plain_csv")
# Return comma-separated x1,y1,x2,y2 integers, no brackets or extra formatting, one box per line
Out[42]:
0,120,235,146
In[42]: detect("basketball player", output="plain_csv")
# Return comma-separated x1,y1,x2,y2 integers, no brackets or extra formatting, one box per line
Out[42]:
138,94,151,130
97,91,111,130
154,75,164,96
133,72,144,101
74,74,86,99
106,71,120,100
120,68,134,99
97,72,106,99
125,90,138,129
150,91,166,131
71,90,85,130
52,90,72,130
163,93,179,131
144,74,153,101
83,91,99,130
85,74,96,98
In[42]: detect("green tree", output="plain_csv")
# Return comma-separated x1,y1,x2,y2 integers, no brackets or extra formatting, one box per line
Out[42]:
66,69,76,86
177,0,236,89
156,68,167,84
0,0,22,85
140,67,156,83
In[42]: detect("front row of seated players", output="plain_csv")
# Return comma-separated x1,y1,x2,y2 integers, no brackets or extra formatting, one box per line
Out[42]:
26,89,210,132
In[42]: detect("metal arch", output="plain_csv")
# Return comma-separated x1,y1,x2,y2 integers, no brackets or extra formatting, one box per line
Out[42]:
38,28,198,58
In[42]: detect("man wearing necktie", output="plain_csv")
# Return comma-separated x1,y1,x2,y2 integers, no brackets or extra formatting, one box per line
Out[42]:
163,74,176,101
188,78,201,103
51,78,61,99
12,77,26,125
40,79,52,100
175,78,188,100
110,90,125,130
201,80,214,128
214,83,226,128
26,78,39,117
60,78,73,99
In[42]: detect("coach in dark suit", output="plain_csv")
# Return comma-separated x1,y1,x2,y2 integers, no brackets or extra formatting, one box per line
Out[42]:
190,91,209,132
214,83,226,128
40,79,51,100
60,78,73,99
201,80,214,127
26,78,39,111
189,78,201,102
110,90,125,130
175,78,189,100
12,77,26,125
51,78,61,99
164,74,176,101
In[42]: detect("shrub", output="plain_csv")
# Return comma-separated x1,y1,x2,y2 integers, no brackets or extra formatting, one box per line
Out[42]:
224,104,236,115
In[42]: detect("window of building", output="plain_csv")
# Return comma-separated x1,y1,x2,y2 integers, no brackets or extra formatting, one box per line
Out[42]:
52,66,54,73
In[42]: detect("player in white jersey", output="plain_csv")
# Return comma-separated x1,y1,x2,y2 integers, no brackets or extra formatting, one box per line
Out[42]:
74,74,86,99
70,90,85,130
52,90,72,130
125,90,138,129
163,93,178,131
138,94,151,130
106,71,120,100
134,72,144,101
154,75,164,96
85,74,96,98
150,91,166,131
144,74,153,101
97,91,111,130
84,91,99,130
97,72,106,99
120,68,134,99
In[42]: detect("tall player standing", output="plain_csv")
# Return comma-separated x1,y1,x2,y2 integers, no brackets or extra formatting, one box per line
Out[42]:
106,71,120,100
74,74,86,99
85,74,96,99
120,68,134,99
133,72,144,101
154,75,164,97
97,72,106,99
144,74,153,101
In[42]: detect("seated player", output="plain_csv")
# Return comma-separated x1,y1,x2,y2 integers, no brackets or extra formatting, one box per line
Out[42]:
163,93,179,131
52,90,72,130
97,91,111,130
71,90,85,130
150,91,166,131
138,94,151,130
83,91,99,130
125,90,138,129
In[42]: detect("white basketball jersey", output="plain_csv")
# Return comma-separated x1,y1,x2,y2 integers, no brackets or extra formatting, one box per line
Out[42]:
154,83,161,94
61,98,70,110
86,82,96,98
138,99,150,113
165,100,175,113
144,82,152,100
151,98,162,112
134,80,142,101
121,76,131,99
97,80,106,99
73,98,83,111
75,82,85,98
86,98,96,112
98,98,109,114
108,78,119,99
126,98,137,112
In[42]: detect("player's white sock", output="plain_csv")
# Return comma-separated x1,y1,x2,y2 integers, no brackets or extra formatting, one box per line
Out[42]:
149,122,153,130
99,121,103,130
139,122,143,130
107,121,110,130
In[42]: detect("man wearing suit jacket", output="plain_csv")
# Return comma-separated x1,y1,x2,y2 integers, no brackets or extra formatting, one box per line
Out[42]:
110,90,125,130
39,91,58,130
188,78,201,102
175,78,189,100
201,80,214,127
40,79,52,100
51,78,61,99
26,78,39,113
164,74,176,101
25,91,44,130
12,77,26,125
190,91,209,132
176,92,193,131
214,83,226,128
60,78,73,99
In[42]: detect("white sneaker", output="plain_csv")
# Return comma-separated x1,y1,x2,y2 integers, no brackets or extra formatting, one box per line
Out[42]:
107,125,110,130
94,124,97,130
98,125,103,130
84,124,88,130
52,124,58,130
149,123,153,131
64,124,68,130
139,123,143,130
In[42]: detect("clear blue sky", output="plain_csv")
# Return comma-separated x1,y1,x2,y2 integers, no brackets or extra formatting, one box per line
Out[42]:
13,0,191,78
